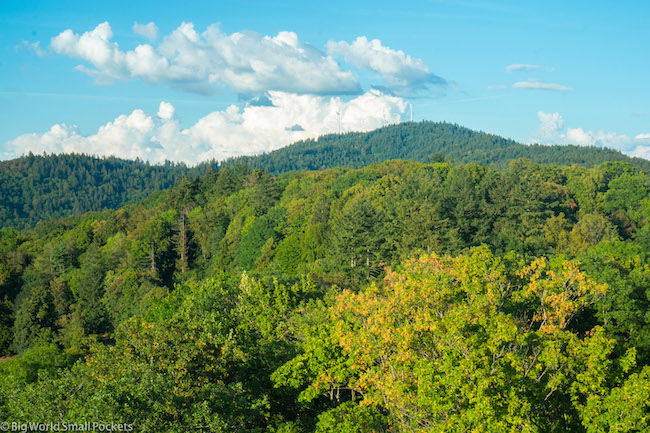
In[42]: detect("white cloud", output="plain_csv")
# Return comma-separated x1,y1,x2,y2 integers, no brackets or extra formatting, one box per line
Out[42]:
50,21,360,95
6,110,157,161
326,36,445,91
566,128,594,147
533,111,650,158
513,79,571,91
51,22,126,82
5,91,407,164
629,145,650,160
133,22,158,41
536,111,564,142
157,101,175,120
506,64,542,72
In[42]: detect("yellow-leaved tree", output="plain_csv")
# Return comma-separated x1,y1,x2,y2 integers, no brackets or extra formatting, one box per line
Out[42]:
275,246,650,432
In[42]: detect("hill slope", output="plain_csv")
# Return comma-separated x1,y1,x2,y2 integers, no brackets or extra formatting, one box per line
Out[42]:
226,121,650,173
2,121,649,229
0,153,197,230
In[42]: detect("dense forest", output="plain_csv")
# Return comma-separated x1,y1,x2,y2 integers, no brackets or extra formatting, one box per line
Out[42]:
3,121,650,231
225,121,650,174
1,156,650,431
0,153,197,230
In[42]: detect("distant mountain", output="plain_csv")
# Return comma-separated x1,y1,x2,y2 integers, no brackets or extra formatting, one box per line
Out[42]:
2,121,648,229
225,121,650,174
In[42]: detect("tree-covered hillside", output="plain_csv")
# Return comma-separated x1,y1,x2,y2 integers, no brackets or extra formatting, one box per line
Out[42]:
3,121,649,230
1,158,650,431
0,153,199,230
226,121,650,174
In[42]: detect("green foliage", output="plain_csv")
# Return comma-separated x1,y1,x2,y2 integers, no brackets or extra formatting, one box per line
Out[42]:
0,342,68,385
13,284,58,352
102,269,167,328
579,367,650,432
314,401,389,433
2,152,650,431
226,122,650,175
4,122,649,232
237,208,286,270
331,195,385,278
1,273,323,431
70,243,108,334
0,299,14,355
569,213,619,254
578,241,650,365
0,153,195,230
279,247,648,432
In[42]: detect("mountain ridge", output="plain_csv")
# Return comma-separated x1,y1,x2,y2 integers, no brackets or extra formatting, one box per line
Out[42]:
224,121,650,173
2,120,649,229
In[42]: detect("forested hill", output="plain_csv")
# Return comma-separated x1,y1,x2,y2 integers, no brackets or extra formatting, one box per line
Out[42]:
0,153,201,230
3,121,650,230
2,158,650,430
225,121,650,174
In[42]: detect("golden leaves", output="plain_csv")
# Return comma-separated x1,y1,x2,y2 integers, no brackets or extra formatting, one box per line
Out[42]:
519,257,606,334
322,246,617,431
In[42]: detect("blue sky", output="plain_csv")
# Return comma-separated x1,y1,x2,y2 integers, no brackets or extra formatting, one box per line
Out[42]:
1,0,649,163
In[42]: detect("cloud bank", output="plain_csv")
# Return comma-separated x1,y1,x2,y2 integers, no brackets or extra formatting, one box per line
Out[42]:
50,22,361,95
326,36,445,91
46,22,445,97
5,90,407,164
534,111,650,158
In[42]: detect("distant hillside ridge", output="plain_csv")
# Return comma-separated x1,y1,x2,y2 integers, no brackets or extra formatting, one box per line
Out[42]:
223,121,650,174
0,153,200,230
2,121,649,229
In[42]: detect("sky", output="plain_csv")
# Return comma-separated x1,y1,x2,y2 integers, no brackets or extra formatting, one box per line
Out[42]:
1,0,649,164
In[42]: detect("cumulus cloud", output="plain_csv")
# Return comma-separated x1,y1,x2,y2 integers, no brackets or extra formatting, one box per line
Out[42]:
51,22,126,83
6,110,158,161
513,79,571,91
326,36,445,91
506,64,542,72
536,111,564,141
533,111,650,158
133,22,158,41
157,101,175,120
49,21,360,95
5,90,407,164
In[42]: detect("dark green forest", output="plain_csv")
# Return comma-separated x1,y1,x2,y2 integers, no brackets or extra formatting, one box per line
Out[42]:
3,121,650,231
225,121,650,174
1,152,650,431
0,153,196,230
